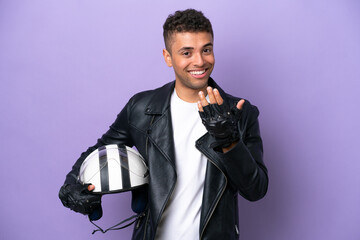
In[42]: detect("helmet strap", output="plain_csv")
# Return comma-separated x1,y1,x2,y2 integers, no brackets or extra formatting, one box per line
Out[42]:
90,212,145,234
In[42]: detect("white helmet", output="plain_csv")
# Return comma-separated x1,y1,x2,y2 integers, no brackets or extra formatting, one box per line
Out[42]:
79,144,149,194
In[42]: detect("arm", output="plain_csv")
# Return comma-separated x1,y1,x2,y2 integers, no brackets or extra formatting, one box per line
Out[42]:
198,87,268,201
59,98,136,219
218,104,268,201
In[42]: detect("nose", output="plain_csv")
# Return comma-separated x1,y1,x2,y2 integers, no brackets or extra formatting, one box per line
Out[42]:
193,52,204,67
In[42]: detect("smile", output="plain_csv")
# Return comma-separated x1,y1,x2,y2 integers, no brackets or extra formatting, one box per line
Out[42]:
188,69,209,79
189,70,206,75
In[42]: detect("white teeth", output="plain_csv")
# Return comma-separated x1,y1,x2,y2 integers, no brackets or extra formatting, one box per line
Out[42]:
190,70,206,75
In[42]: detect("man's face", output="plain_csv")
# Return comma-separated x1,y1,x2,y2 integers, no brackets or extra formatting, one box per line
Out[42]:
163,32,215,92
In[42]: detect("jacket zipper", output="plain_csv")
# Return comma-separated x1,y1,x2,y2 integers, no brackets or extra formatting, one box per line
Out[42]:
146,113,177,238
144,115,156,240
198,147,228,240
235,224,239,235
142,209,150,240
145,115,155,156
153,155,177,237
135,212,146,229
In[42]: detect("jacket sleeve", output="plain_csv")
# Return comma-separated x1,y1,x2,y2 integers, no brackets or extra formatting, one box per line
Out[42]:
218,102,268,201
64,99,134,185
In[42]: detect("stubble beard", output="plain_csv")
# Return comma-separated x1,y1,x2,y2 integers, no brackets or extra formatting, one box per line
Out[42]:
176,74,209,92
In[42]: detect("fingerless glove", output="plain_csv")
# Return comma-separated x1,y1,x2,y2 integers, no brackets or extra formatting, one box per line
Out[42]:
199,103,242,150
59,183,102,217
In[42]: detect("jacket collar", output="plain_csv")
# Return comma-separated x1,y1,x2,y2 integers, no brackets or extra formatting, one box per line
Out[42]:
144,81,175,115
144,77,229,115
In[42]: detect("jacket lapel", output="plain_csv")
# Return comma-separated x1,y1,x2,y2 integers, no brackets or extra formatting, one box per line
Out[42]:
196,133,227,236
142,82,177,231
144,81,176,167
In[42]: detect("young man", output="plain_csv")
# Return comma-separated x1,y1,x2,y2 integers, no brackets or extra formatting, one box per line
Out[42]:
59,9,268,239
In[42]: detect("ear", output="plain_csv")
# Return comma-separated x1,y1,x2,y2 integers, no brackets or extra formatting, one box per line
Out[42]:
163,49,172,67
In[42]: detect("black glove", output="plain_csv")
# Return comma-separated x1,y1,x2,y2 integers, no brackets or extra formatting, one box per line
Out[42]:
59,183,102,217
199,103,242,149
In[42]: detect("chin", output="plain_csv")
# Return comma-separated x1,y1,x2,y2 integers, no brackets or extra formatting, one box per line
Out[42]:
189,80,209,90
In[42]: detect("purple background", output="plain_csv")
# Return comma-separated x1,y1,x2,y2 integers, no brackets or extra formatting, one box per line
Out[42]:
1,0,359,239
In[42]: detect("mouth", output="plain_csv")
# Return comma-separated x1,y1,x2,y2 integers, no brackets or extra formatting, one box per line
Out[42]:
188,69,208,79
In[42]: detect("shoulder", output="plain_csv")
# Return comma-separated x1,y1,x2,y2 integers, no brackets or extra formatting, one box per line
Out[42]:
125,81,174,113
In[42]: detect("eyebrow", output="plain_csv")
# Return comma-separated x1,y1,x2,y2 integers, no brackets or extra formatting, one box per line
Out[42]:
178,47,194,53
203,43,213,48
177,42,213,53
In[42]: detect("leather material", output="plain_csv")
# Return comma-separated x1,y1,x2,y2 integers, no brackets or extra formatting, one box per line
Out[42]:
199,103,241,149
59,183,102,217
64,78,268,239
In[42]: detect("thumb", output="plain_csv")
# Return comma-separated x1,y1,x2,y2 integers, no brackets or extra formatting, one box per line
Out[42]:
87,184,95,191
237,99,245,110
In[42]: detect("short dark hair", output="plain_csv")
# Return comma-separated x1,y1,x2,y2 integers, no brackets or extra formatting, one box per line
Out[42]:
163,9,213,52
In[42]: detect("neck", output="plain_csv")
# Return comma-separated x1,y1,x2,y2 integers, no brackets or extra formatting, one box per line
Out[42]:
174,83,208,103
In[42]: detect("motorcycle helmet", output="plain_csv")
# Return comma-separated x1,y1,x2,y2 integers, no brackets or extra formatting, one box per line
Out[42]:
78,144,149,234
79,144,149,194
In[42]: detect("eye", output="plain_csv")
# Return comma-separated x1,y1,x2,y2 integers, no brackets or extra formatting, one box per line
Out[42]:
183,51,190,56
203,48,212,54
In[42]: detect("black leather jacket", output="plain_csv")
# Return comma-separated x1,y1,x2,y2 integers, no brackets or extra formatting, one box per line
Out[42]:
64,78,268,239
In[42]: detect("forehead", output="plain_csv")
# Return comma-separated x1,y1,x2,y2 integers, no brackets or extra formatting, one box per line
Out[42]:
169,32,213,50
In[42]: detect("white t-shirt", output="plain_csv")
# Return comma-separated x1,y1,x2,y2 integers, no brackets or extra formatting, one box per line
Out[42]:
155,90,208,240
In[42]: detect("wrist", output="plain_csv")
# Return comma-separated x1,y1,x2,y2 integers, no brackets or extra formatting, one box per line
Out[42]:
222,141,238,153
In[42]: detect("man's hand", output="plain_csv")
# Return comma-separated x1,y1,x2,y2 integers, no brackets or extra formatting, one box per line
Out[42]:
198,87,245,152
59,183,101,216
